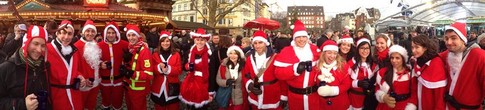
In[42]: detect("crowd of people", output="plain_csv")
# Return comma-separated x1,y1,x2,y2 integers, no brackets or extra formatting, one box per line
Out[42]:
0,18,484,110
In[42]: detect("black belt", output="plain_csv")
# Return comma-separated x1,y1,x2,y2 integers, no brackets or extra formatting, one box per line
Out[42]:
101,74,124,80
259,79,278,86
349,88,374,95
288,85,318,95
445,94,480,110
51,84,78,89
390,92,410,102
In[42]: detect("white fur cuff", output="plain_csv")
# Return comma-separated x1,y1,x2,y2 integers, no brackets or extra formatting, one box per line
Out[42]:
245,80,253,92
352,80,359,88
280,95,288,101
405,103,417,110
194,71,203,77
293,63,300,76
375,90,386,103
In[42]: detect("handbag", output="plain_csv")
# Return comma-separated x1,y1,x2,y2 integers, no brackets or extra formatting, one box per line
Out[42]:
215,86,232,108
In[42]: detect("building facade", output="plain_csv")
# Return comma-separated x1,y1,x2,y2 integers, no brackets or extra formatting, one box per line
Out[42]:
287,6,325,30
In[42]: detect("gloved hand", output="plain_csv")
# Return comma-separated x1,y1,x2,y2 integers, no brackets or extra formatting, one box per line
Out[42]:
248,83,262,95
358,79,370,89
226,79,235,86
125,69,135,79
188,63,195,71
279,100,288,109
122,49,133,63
304,61,313,72
296,62,307,74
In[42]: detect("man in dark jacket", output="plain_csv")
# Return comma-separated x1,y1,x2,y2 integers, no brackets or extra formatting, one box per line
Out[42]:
0,25,51,110
317,30,333,47
146,27,160,53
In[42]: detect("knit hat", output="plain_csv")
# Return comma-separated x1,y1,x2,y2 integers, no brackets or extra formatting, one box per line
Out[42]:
22,25,48,58
160,31,172,39
227,45,245,59
103,21,121,44
82,19,97,34
477,33,485,44
190,28,211,40
252,30,269,45
445,21,467,44
320,40,338,52
292,20,309,39
124,24,141,38
338,34,354,44
356,38,371,46
388,45,408,62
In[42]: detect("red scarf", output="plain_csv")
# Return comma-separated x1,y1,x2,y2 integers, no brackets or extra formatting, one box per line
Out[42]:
129,40,145,54
377,48,389,62
189,45,209,73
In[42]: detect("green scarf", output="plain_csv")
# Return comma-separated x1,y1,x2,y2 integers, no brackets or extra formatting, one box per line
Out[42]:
18,50,43,68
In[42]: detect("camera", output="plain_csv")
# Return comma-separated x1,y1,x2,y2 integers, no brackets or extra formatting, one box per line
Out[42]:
35,90,48,110
305,61,312,72
188,63,195,71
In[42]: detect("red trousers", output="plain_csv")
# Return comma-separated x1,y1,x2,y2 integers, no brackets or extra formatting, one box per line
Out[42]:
81,86,99,110
100,85,124,109
155,102,180,110
125,88,149,110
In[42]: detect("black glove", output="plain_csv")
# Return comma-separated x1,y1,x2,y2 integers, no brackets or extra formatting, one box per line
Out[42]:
122,49,133,63
105,61,112,70
72,78,81,90
304,61,313,72
358,79,370,89
35,91,49,110
125,69,135,79
279,100,288,109
248,83,262,95
226,79,235,86
188,63,195,72
296,62,307,74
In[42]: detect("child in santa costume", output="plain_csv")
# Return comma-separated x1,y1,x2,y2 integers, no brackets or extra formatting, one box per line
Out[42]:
315,40,352,110
73,19,102,110
273,20,321,110
374,33,392,68
122,24,153,110
410,35,447,110
242,30,286,110
98,21,129,110
179,28,213,109
47,20,88,110
151,31,182,110
216,45,246,110
347,38,378,110
338,34,355,62
439,21,485,110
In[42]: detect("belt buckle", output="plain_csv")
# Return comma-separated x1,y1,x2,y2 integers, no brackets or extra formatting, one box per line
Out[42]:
110,75,114,81
305,87,311,94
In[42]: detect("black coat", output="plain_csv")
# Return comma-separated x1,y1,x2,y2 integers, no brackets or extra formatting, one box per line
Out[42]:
1,36,22,59
146,32,160,48
317,35,330,48
273,37,291,53
208,47,228,92
0,52,52,110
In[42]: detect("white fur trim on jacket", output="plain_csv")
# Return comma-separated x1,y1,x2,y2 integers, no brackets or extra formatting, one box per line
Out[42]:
179,95,210,108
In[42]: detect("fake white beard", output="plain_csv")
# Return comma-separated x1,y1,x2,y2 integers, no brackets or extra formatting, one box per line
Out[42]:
447,52,463,74
61,45,73,55
83,41,102,69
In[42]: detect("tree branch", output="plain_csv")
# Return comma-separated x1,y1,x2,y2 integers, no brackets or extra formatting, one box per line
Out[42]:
191,0,208,22
214,0,247,24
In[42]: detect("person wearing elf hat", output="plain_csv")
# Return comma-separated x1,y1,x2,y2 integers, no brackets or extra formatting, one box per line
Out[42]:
347,38,378,110
98,21,130,110
374,33,392,69
215,45,246,109
121,24,153,110
179,28,213,109
0,25,52,110
439,21,485,110
338,34,355,62
73,19,103,110
375,45,417,110
47,20,88,110
242,30,286,110
150,31,183,110
314,40,352,109
273,20,321,110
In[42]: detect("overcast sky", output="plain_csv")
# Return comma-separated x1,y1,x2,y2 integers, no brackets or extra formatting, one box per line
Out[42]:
263,0,430,18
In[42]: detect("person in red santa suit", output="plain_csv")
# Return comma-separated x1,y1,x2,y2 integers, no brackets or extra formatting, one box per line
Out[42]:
98,21,129,110
315,40,352,110
242,30,286,110
273,20,321,110
410,35,447,110
347,38,378,110
121,24,153,110
375,45,418,110
179,28,213,109
73,19,103,110
47,20,89,110
439,21,485,110
150,31,182,110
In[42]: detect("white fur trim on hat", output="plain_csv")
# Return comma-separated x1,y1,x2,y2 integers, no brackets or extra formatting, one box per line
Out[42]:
251,36,270,45
388,45,408,62
338,37,354,44
189,32,211,38
356,38,371,46
445,25,467,44
322,45,339,52
103,25,121,44
126,30,140,38
160,34,172,39
227,46,245,59
82,25,97,34
293,31,309,38
18,24,27,31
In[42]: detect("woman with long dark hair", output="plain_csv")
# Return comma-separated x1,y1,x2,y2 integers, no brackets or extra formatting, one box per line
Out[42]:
375,45,417,110
209,35,233,96
151,31,182,110
216,46,246,110
411,35,446,110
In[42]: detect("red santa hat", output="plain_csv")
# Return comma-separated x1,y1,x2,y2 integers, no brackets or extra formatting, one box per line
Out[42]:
190,28,211,40
252,30,270,45
338,34,354,44
160,31,172,39
320,40,339,52
292,20,309,39
58,20,74,30
124,24,141,38
22,25,48,58
388,45,408,62
445,21,467,44
103,21,121,43
227,45,245,59
356,38,371,46
82,19,97,34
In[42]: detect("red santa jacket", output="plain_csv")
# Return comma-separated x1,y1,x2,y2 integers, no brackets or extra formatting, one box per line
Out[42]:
412,56,447,110
242,53,283,109
273,44,321,110
46,42,83,110
125,45,153,91
151,52,182,100
314,64,352,110
375,68,417,110
439,45,485,110
74,39,102,90
347,58,378,92
98,40,129,86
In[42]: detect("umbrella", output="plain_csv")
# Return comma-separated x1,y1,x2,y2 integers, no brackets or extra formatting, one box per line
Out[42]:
243,17,280,30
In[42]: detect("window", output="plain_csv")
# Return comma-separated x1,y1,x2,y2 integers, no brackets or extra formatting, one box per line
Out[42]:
178,5,181,11
203,19,207,24
228,19,233,25
184,4,187,10
178,17,181,20
183,16,186,21
203,9,207,15
190,16,194,22
190,3,194,10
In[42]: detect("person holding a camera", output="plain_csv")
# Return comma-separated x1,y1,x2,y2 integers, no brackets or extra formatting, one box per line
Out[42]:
274,20,321,110
98,21,130,110
0,25,51,110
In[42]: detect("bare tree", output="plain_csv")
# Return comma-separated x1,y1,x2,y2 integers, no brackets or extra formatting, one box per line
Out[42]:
190,0,250,27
